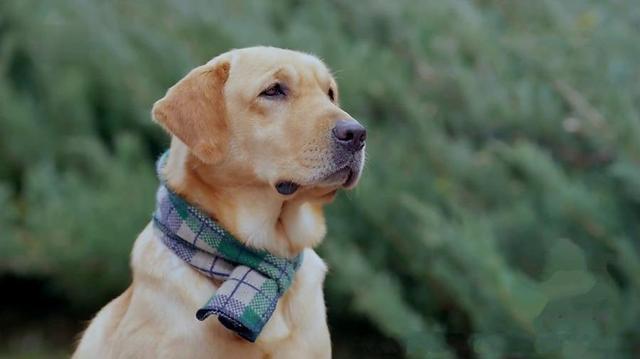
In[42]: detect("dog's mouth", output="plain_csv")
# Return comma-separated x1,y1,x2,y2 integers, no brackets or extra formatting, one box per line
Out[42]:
320,166,358,188
275,163,363,196
275,167,357,195
275,149,364,196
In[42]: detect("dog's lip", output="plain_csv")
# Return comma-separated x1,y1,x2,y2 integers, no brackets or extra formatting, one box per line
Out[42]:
343,168,357,188
321,166,358,188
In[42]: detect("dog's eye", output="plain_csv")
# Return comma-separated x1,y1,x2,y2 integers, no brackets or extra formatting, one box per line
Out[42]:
260,83,286,98
328,88,335,102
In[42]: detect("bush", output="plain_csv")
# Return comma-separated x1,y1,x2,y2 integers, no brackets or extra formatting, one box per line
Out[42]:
1,0,639,357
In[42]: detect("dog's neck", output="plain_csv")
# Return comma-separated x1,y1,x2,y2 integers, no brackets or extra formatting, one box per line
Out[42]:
162,139,327,258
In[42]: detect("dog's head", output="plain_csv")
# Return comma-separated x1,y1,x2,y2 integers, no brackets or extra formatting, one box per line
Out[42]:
152,47,365,200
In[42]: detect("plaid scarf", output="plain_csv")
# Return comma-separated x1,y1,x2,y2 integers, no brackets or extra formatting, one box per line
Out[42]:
152,152,303,342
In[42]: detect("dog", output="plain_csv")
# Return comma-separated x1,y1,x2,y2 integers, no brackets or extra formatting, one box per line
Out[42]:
73,46,366,358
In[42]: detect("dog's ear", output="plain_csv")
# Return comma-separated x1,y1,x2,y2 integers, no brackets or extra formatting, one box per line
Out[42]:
152,57,231,164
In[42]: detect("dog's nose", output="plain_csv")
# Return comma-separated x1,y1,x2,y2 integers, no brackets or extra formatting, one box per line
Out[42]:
332,119,366,151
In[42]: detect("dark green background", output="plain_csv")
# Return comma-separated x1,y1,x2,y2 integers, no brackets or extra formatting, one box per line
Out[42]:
1,0,640,358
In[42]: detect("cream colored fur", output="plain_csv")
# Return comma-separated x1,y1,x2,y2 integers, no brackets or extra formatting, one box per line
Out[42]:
73,47,365,358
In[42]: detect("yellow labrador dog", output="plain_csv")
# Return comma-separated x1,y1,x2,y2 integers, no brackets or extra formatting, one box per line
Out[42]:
73,47,366,358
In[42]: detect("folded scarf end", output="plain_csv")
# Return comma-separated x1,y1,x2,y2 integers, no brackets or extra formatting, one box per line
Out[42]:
196,308,259,342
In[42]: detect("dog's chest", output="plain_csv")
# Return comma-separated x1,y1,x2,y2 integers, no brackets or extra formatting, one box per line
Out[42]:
130,230,331,357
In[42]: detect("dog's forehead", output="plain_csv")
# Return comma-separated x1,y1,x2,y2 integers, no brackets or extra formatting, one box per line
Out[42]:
227,47,333,83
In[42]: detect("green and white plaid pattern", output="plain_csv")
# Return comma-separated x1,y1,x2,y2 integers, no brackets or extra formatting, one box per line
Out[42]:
152,152,303,342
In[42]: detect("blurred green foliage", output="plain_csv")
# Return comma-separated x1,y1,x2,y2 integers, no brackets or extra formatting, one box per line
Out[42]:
1,0,640,357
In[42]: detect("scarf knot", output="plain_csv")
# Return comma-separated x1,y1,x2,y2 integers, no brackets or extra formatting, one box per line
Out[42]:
152,152,302,342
